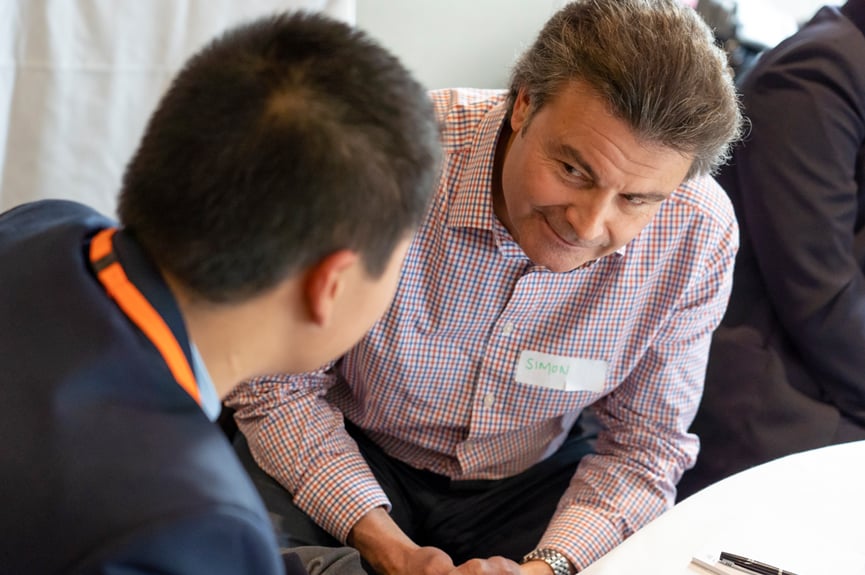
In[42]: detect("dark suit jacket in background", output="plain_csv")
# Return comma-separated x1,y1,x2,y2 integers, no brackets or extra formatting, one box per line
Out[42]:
0,200,291,574
678,2,865,499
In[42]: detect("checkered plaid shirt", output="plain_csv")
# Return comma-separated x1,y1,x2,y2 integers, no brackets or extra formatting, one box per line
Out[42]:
227,89,738,570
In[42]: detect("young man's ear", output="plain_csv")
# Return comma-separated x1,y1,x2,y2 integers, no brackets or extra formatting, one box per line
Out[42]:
302,250,359,325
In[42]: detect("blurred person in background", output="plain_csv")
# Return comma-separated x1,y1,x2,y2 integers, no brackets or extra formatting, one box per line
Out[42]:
679,0,865,499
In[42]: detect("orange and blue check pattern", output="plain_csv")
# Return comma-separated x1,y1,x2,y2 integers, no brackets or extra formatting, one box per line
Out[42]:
227,89,738,570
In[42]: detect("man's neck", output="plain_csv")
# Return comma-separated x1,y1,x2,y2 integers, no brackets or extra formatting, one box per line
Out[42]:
160,274,252,400
491,118,515,234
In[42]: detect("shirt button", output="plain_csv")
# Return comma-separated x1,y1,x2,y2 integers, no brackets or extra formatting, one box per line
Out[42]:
483,392,495,408
501,322,514,336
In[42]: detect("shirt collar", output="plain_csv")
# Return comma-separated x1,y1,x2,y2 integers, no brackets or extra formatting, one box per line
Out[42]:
191,343,221,421
447,97,508,231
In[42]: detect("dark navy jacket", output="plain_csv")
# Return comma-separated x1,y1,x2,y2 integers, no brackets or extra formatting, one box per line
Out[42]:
679,3,865,498
0,200,289,574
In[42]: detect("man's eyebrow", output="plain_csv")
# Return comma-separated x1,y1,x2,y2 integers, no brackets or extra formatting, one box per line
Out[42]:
624,190,670,202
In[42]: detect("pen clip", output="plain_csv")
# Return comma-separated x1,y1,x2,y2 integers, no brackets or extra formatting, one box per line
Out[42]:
719,551,797,575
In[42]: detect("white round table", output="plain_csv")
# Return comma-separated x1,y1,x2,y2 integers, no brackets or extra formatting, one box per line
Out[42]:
580,441,865,575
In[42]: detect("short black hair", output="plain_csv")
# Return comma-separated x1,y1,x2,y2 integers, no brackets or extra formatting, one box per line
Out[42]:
118,12,440,302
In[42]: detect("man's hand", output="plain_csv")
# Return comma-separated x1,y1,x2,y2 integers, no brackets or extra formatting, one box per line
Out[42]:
447,556,560,574
348,507,455,575
348,508,562,575
517,559,557,575
447,557,524,574
400,546,457,575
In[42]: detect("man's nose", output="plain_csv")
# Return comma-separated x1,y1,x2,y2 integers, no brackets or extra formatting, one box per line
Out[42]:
565,198,608,243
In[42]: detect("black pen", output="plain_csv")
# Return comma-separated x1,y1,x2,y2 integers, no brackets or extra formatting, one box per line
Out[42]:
719,551,800,575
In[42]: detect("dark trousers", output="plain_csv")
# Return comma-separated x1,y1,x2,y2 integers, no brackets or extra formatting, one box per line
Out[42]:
234,419,597,565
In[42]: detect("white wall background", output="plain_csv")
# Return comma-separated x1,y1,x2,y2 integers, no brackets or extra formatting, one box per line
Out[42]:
765,0,838,22
0,0,355,216
356,0,834,91
738,0,839,45
356,0,562,90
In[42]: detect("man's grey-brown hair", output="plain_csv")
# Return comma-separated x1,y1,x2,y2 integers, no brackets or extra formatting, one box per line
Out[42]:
507,0,743,178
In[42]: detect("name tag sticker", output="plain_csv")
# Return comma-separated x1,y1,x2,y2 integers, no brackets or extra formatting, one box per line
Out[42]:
515,350,607,392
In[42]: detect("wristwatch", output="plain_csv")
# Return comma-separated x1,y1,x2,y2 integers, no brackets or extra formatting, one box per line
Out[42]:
522,548,574,575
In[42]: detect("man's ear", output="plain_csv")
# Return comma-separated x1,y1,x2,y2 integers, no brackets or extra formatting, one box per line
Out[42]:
510,87,531,133
302,250,359,326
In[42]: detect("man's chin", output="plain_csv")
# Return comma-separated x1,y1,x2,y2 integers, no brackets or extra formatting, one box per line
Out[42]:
530,253,594,273
550,261,591,273
530,240,613,271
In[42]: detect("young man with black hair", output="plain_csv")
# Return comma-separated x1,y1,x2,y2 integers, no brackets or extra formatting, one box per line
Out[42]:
0,11,439,575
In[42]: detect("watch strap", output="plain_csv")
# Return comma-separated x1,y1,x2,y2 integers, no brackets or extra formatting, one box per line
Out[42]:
522,548,573,575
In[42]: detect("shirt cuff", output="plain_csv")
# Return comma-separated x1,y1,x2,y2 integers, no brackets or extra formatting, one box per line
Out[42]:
538,505,623,572
292,452,391,543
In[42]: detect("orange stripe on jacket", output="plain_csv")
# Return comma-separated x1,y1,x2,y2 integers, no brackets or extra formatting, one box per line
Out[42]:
90,228,201,405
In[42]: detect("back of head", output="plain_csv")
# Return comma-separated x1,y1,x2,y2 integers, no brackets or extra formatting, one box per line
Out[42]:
508,0,742,178
118,12,440,302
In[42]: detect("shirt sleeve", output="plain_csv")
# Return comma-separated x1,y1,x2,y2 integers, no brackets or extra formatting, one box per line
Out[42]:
537,207,739,570
732,44,865,425
225,369,392,542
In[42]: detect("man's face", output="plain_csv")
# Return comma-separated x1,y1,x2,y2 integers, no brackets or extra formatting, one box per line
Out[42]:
495,81,693,272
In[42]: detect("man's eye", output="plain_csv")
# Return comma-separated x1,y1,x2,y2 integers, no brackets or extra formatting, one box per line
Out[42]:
623,195,647,206
562,163,583,178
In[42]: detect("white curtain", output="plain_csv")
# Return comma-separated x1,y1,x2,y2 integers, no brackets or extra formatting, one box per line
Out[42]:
0,0,355,217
